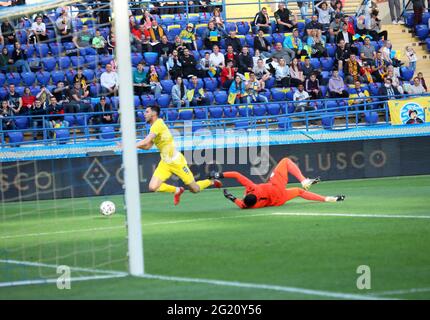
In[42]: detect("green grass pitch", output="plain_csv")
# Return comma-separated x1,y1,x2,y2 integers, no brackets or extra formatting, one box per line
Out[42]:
0,175,429,300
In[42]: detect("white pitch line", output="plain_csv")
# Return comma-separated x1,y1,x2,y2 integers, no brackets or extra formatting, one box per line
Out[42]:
370,287,430,296
0,259,127,276
0,274,127,288
142,273,392,300
272,212,430,219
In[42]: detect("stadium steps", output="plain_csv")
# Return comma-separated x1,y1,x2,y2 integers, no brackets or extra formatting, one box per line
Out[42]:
384,24,430,83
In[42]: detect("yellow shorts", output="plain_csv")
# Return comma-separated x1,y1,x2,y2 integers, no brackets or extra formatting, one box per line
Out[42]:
153,153,195,185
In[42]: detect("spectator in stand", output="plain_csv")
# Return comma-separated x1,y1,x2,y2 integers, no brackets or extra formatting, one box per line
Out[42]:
290,58,304,87
52,81,70,106
297,2,309,20
0,47,13,73
147,20,165,43
0,100,16,131
69,81,91,113
93,96,114,126
253,7,271,34
0,27,4,46
274,2,297,33
275,58,291,88
220,60,236,89
46,96,68,136
372,51,387,83
385,66,403,93
202,21,226,49
293,83,316,113
360,37,376,64
55,9,72,42
388,0,403,24
228,75,247,104
167,49,183,79
225,30,242,54
11,42,30,73
189,75,210,106
209,45,225,75
73,24,92,51
133,62,149,96
29,15,48,44
405,46,417,72
237,46,253,75
253,29,271,58
417,72,427,91
199,52,214,77
270,42,295,65
307,30,328,58
73,68,88,89
344,54,365,84
100,64,119,97
246,72,268,104
253,58,271,82
147,65,162,98
380,40,402,67
21,87,36,115
210,7,225,30
6,84,22,115
180,48,198,78
406,76,426,95
328,70,349,98
179,23,198,51
302,56,321,80
132,24,151,53
335,39,351,71
315,2,334,33
157,35,173,67
92,29,108,55
140,9,154,29
369,9,388,41
284,28,308,60
172,35,186,55
107,29,116,55
335,23,353,47
304,15,323,41
224,45,239,67
1,20,16,45
305,73,322,99
172,76,190,108
361,60,375,84
348,80,372,109
30,99,46,140
331,1,344,19
378,77,400,100
328,14,343,44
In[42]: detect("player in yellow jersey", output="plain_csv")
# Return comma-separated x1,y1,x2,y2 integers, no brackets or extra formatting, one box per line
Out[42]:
136,105,222,205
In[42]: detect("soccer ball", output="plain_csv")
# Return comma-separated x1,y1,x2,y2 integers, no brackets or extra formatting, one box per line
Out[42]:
100,201,116,216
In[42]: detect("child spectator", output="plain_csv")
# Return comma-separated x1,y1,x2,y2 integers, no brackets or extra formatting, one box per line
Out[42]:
405,46,417,72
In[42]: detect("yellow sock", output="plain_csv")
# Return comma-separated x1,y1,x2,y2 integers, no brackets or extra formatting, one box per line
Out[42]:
196,179,212,191
157,183,177,193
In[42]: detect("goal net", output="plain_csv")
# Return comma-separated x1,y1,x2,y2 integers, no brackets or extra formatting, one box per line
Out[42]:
0,0,143,288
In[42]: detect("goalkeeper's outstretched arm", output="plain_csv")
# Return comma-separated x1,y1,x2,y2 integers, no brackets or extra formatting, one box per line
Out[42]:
210,171,255,188
223,189,246,209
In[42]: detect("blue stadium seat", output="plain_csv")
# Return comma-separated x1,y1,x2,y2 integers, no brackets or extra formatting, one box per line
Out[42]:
36,71,50,85
100,55,113,67
322,116,335,129
100,126,116,139
15,86,24,96
8,132,24,145
41,57,57,71
187,78,204,90
226,22,237,33
252,105,266,116
196,25,206,38
49,43,63,56
0,73,5,86
160,80,174,94
64,115,76,127
15,117,29,129
194,108,207,119
235,120,249,129
310,58,321,69
278,117,291,130
271,88,286,101
157,94,171,108
131,53,143,67
209,107,223,118
245,34,254,46
364,111,379,124
267,103,280,115
265,77,275,89
426,38,430,52
368,83,381,96
141,95,156,107
326,44,336,57
237,21,250,35
22,44,35,56
134,95,141,107
58,56,71,69
214,90,228,105
167,110,178,121
144,52,159,65
325,100,338,111
6,73,21,86
30,86,41,96
89,83,101,97
223,106,238,118
320,57,334,71
65,70,76,83
179,109,193,120
83,69,95,81
17,30,28,45
205,91,214,104
21,72,36,86
85,55,98,69
320,85,327,98
238,106,251,117
204,78,218,92
55,129,70,143
156,66,167,79
35,43,49,57
51,71,65,83
400,66,414,81
415,24,429,41
71,56,85,67
0,87,8,99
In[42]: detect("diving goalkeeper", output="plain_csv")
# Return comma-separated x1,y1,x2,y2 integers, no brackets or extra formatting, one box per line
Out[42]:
210,157,345,209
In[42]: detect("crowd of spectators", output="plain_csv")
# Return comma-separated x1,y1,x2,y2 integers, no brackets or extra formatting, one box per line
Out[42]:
0,0,429,142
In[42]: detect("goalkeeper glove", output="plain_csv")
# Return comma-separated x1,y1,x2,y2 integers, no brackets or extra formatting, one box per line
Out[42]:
208,171,224,179
223,189,237,203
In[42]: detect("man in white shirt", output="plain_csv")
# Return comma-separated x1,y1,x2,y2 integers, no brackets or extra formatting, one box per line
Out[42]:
101,64,119,97
209,45,225,75
29,15,47,44
293,83,315,113
407,77,426,96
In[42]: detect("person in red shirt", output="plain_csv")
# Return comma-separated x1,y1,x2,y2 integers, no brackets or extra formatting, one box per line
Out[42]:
220,60,236,89
211,157,345,209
